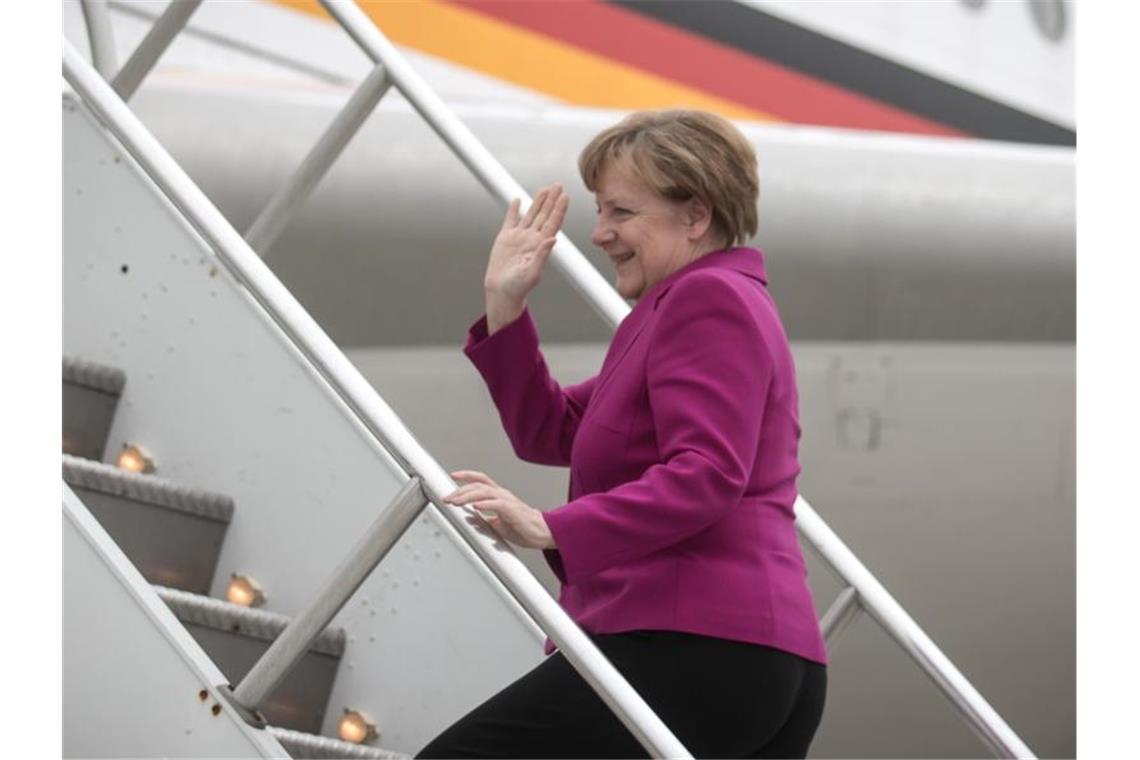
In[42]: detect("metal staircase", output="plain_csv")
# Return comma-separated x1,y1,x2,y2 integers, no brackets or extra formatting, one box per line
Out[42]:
64,357,402,758
62,1,1040,757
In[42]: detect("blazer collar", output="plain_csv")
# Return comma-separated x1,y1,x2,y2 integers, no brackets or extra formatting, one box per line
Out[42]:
648,246,768,309
590,248,768,405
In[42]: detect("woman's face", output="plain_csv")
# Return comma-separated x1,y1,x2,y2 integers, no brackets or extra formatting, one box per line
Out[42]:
590,159,702,301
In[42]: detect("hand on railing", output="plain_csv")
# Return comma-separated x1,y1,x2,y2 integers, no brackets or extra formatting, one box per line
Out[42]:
443,470,556,550
484,184,570,334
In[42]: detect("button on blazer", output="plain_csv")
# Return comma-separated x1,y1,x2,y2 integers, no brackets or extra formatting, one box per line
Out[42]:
465,247,827,665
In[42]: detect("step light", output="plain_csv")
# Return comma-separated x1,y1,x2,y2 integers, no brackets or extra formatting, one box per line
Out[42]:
226,574,265,607
338,709,377,744
116,443,155,474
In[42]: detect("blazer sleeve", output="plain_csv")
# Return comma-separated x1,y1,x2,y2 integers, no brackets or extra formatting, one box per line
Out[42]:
542,273,775,583
464,308,596,466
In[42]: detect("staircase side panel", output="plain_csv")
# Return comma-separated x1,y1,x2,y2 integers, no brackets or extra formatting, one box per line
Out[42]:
63,93,545,754
63,486,289,758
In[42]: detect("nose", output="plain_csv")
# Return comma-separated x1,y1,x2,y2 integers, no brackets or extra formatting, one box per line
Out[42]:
591,216,614,248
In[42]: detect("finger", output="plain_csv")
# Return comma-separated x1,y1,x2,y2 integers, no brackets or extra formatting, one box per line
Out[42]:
521,188,549,228
501,198,521,231
468,497,505,513
540,191,570,236
443,483,492,504
533,184,561,230
450,470,497,486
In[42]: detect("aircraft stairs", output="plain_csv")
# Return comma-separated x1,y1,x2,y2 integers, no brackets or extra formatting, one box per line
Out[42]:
63,1,1040,757
64,356,404,759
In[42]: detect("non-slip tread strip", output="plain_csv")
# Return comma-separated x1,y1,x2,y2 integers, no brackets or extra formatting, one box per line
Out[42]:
63,356,126,395
155,585,346,658
62,454,234,523
268,726,409,759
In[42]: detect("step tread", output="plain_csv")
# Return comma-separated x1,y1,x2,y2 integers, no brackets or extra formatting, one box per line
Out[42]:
63,356,126,395
155,585,347,658
63,454,234,523
268,726,409,760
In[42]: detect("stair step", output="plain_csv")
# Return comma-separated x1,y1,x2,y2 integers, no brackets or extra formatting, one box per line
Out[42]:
156,586,346,735
268,726,410,759
63,356,126,459
63,454,233,593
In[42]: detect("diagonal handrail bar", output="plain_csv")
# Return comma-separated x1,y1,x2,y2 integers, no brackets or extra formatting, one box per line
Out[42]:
62,41,692,760
110,0,202,101
316,2,1037,757
230,478,429,715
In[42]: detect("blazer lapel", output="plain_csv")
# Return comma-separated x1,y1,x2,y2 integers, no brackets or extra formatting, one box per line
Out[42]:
589,302,653,406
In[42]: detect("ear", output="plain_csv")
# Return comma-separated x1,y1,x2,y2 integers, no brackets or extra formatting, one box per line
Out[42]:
682,197,713,241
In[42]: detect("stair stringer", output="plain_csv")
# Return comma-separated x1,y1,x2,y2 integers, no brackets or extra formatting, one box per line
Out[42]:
63,92,545,754
64,484,290,758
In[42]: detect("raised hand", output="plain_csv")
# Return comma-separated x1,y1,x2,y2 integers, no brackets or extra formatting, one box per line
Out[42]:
484,184,570,333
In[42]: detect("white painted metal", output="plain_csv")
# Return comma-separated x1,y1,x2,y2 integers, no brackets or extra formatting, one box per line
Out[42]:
66,35,700,757
318,0,630,331
79,0,118,78
245,61,392,256
63,484,289,758
797,502,1036,758
63,61,546,751
111,0,202,101
233,478,427,711
820,586,862,649
64,39,692,760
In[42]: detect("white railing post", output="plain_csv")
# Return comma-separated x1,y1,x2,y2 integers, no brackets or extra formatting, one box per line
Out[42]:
245,62,392,256
229,479,427,716
80,0,118,79
111,0,202,101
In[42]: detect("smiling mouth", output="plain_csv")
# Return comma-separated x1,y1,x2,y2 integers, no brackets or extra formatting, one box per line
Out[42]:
612,252,635,265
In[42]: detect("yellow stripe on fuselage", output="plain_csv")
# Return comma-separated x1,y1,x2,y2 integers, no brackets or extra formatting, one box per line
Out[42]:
272,0,777,122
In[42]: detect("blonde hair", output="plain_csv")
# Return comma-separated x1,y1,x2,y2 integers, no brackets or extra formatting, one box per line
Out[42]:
578,109,759,246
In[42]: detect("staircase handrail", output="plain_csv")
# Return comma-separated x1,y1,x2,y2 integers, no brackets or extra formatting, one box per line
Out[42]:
62,40,692,760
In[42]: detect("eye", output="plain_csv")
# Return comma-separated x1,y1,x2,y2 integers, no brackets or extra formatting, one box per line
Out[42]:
612,207,633,218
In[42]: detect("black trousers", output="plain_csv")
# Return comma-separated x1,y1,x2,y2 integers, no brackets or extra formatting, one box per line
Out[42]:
416,630,827,759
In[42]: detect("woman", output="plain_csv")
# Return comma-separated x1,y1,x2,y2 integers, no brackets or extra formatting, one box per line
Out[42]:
418,110,827,759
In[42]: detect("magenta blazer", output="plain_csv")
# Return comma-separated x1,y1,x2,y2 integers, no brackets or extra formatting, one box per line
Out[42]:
464,247,827,665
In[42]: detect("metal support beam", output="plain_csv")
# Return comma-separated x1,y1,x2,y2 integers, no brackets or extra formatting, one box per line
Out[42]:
80,0,118,79
820,585,862,650
245,62,392,256
797,500,1036,758
245,60,392,255
111,0,202,101
231,478,427,711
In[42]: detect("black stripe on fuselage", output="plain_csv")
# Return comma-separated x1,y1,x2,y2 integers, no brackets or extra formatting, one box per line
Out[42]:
610,0,1075,146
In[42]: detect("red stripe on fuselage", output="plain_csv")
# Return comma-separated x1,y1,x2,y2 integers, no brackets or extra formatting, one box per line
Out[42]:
452,0,965,137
